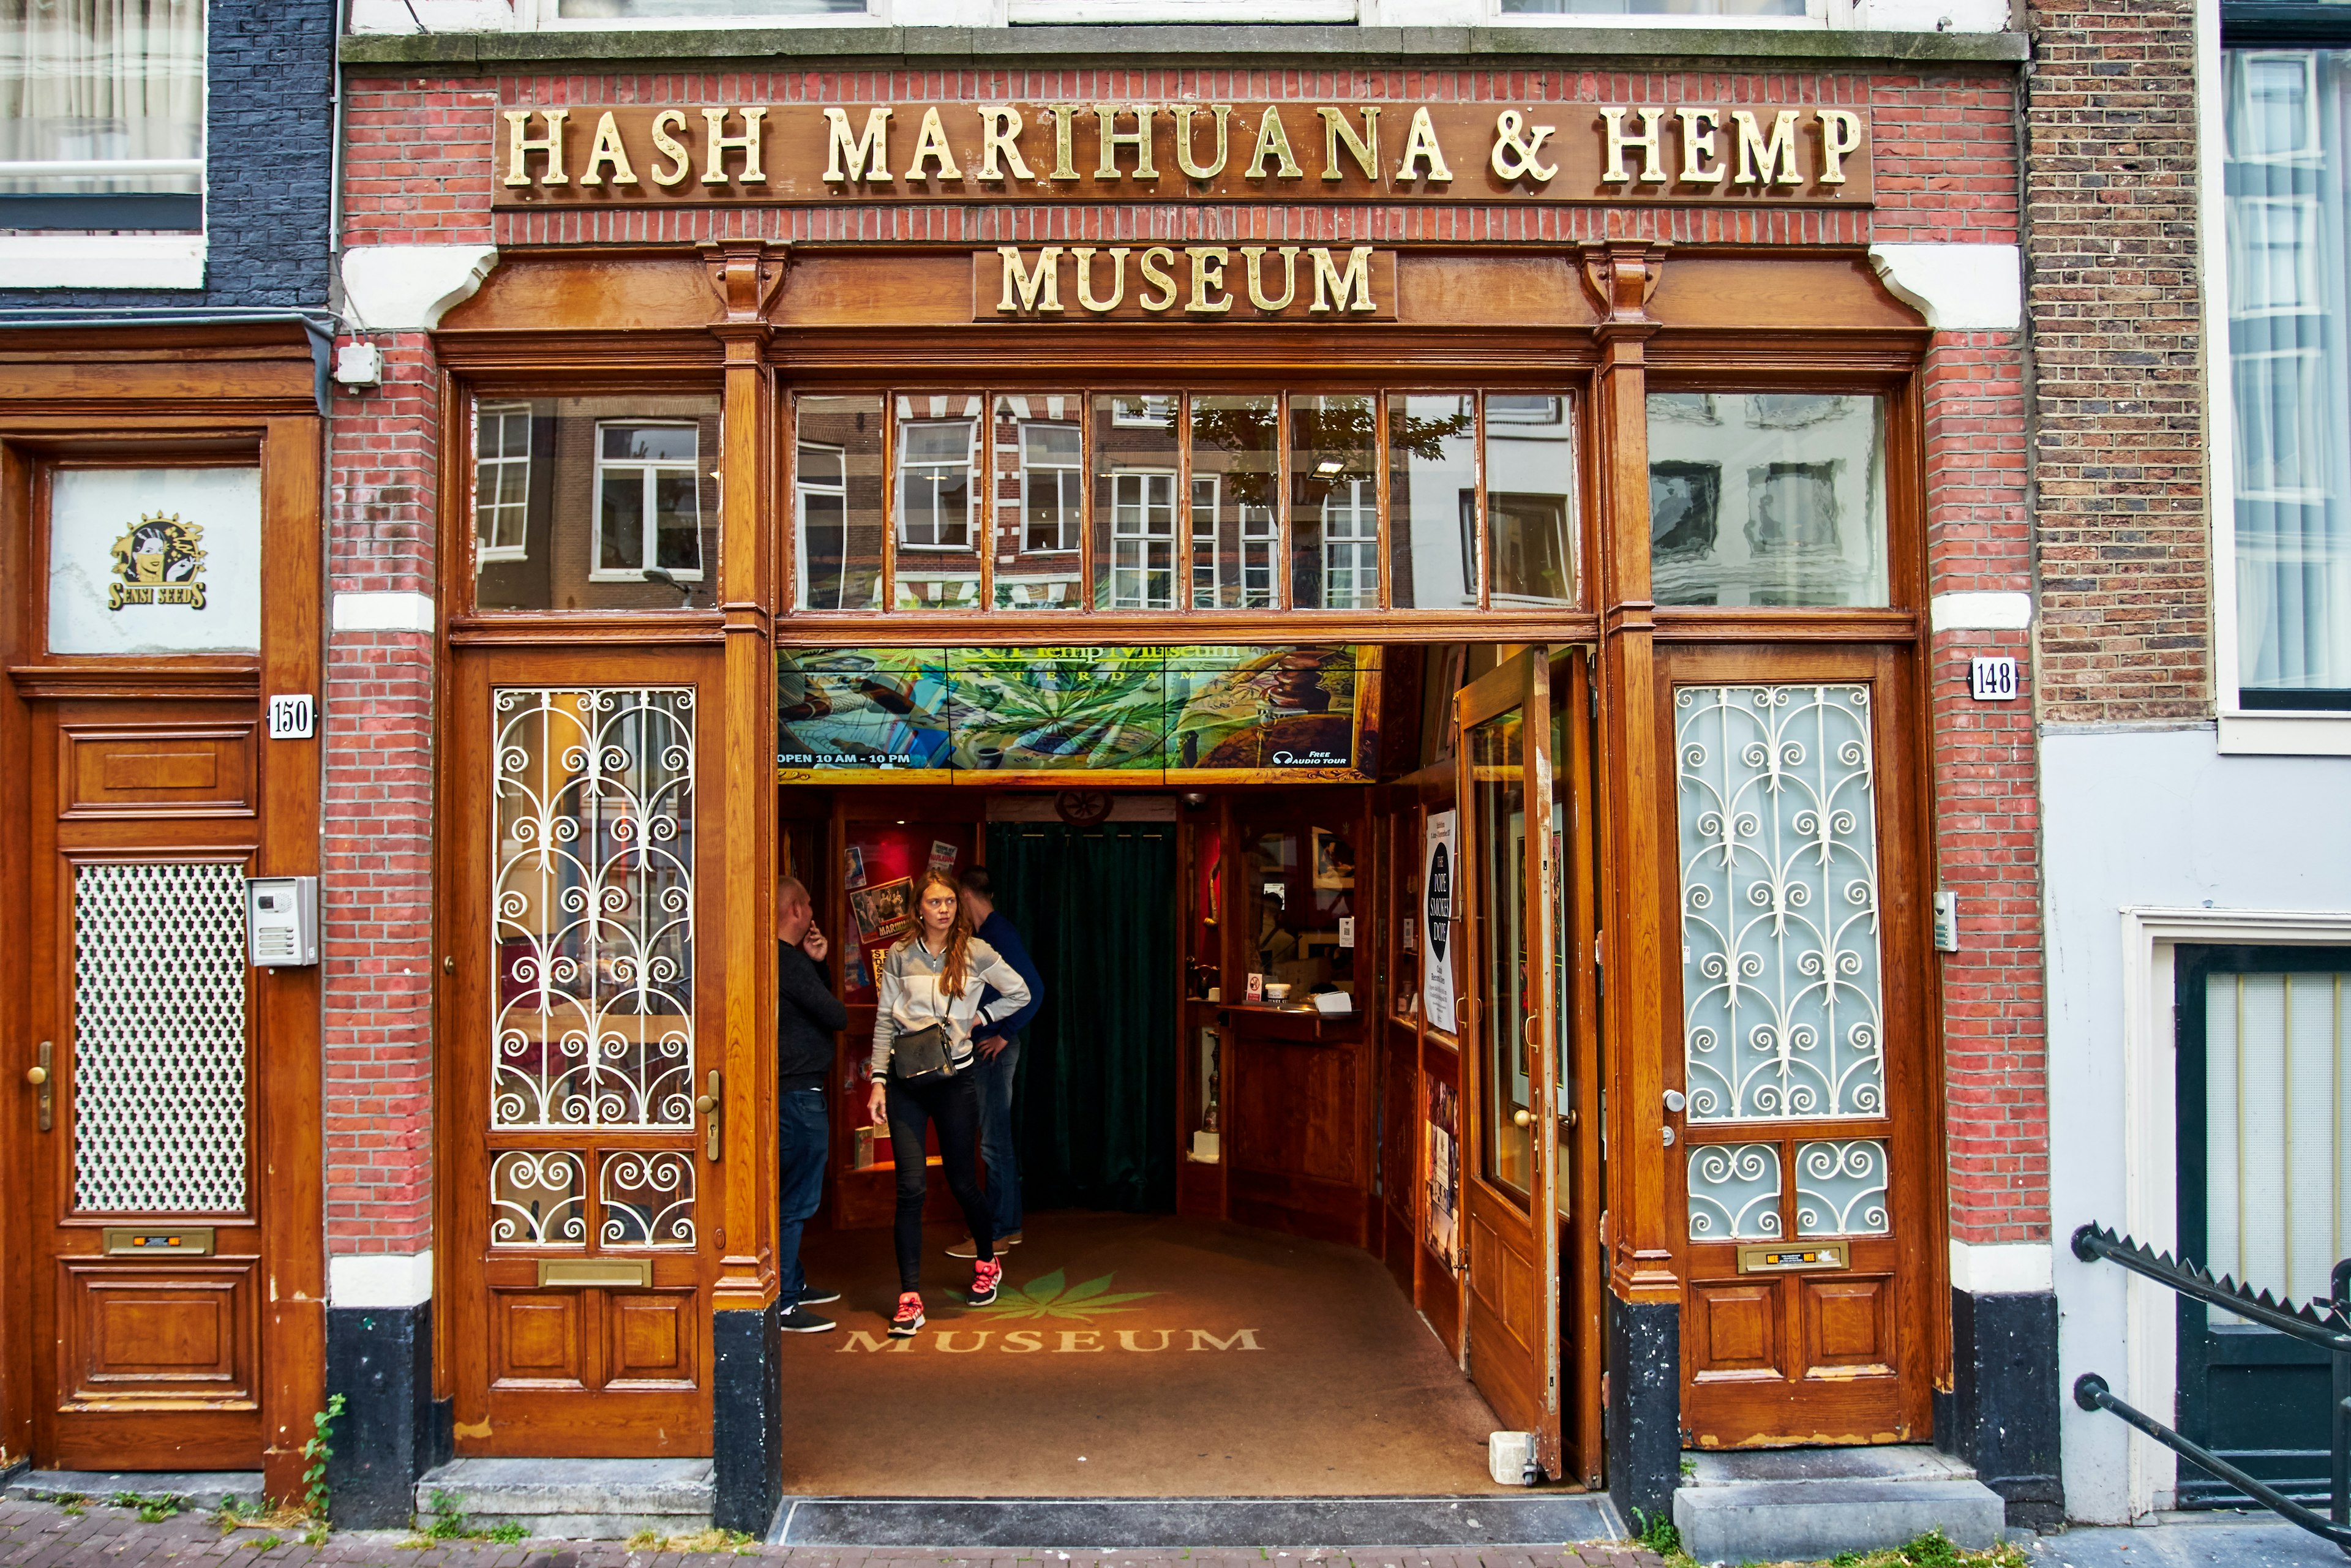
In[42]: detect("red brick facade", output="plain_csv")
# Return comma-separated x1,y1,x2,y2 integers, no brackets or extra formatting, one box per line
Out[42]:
324,59,2048,1270
2024,0,2210,724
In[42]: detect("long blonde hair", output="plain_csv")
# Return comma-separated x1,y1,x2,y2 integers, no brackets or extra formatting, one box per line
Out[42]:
910,870,973,999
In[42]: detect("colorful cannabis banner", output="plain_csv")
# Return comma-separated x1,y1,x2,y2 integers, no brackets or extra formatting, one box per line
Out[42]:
776,645,1381,784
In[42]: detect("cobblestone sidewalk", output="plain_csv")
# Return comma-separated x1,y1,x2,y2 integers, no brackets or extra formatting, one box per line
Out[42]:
0,1499,1665,1568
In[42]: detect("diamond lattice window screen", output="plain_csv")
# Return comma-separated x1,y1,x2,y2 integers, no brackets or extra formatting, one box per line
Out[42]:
1676,683,1886,1123
72,861,249,1214
491,688,697,1130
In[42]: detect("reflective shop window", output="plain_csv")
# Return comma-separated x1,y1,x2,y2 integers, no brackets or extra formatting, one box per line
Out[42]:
795,395,885,613
1484,394,1580,609
1191,394,1280,611
781,388,1582,614
894,394,982,612
994,394,1086,610
1387,394,1478,610
1290,395,1379,610
1097,393,1183,611
1646,392,1889,608
471,396,722,612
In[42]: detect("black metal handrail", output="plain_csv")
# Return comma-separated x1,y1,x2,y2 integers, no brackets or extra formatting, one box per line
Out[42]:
2071,1222,2351,1556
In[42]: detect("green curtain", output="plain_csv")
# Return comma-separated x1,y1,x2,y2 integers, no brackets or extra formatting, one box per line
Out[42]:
985,822,1177,1213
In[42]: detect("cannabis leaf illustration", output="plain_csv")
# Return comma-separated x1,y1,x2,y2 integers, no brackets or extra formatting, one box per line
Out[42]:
970,1268,1157,1320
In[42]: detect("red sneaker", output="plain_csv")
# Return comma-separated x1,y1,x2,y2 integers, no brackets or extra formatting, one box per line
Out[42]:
890,1291,925,1337
970,1258,1003,1306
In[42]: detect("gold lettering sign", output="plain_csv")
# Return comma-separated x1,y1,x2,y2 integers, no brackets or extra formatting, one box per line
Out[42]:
492,102,1871,209
978,246,1398,322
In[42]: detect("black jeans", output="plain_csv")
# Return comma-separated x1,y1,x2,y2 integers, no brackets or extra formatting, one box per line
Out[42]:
886,1067,994,1292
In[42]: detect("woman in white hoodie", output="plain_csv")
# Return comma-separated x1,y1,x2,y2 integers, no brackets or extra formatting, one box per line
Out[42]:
868,870,1033,1336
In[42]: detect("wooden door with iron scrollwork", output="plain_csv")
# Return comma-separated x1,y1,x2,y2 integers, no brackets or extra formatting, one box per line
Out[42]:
446,649,723,1457
1662,644,1935,1450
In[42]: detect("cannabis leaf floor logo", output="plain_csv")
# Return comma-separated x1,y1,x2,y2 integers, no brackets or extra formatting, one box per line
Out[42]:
971,1268,1156,1320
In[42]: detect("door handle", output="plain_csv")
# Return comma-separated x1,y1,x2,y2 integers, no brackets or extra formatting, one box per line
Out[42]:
1512,1108,1534,1128
27,1040,51,1133
694,1069,722,1162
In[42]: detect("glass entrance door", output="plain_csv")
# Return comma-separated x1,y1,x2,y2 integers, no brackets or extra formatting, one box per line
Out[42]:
1455,650,1563,1474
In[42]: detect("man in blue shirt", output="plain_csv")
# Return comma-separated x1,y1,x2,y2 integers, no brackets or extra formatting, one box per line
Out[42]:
950,866,1043,1257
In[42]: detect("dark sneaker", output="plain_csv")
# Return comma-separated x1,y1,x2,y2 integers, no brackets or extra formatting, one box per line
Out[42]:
798,1286,842,1306
998,1231,1023,1248
778,1306,834,1334
890,1292,926,1337
970,1257,1003,1306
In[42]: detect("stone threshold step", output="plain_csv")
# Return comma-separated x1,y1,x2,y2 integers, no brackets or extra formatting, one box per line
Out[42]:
2,1470,265,1510
414,1458,713,1540
772,1494,1627,1548
1673,1446,2004,1564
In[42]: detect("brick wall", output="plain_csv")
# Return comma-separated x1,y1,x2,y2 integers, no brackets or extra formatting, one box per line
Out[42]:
2024,0,2210,723
324,334,439,1258
0,0,337,312
1925,334,2047,1245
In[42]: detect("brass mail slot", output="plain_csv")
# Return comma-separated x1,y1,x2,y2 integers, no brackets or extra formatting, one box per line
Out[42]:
1736,1242,1850,1275
103,1226,214,1257
537,1258,651,1289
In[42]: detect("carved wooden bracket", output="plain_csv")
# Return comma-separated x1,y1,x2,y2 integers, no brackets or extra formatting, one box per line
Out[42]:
699,241,789,324
1578,242,1668,328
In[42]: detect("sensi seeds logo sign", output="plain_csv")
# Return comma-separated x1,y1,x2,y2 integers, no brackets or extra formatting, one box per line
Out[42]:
108,512,208,611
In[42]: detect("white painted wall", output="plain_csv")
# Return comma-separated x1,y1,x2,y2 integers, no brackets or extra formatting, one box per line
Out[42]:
2045,724,2351,1522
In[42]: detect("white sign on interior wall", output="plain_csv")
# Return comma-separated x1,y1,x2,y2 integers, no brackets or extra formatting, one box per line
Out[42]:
1423,809,1458,1035
49,467,263,655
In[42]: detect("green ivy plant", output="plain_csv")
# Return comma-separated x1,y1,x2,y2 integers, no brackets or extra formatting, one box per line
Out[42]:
301,1392,347,1526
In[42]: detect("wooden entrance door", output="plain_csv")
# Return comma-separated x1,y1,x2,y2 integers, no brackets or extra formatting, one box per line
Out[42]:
25,696,266,1469
2175,944,2351,1507
1662,646,1935,1448
445,651,723,1455
1454,650,1565,1475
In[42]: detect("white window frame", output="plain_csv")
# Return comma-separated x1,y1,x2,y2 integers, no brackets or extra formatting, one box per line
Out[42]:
588,420,705,584
501,0,883,29
2100,907,2351,1519
896,418,977,552
1019,422,1082,555
474,402,534,563
1108,468,1177,611
794,440,847,611
2202,34,2351,752
1321,478,1380,609
1109,394,1176,430
1483,0,1826,27
1189,474,1223,602
1240,503,1278,609
1010,0,1354,20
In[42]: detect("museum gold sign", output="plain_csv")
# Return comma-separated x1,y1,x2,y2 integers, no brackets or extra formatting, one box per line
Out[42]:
492,101,1872,208
978,245,1398,321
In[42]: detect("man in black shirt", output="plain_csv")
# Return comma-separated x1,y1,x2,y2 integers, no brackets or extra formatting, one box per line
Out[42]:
777,874,847,1332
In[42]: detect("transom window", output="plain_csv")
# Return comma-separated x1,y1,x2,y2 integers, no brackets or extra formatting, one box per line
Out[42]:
789,388,1580,617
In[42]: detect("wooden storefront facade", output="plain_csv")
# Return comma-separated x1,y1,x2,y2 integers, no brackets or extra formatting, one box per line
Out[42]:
5,29,2055,1537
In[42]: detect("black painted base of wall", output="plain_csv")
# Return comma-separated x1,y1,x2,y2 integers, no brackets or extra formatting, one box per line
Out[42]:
325,1303,442,1531
1936,1286,2063,1529
1606,1294,1681,1529
713,1302,783,1537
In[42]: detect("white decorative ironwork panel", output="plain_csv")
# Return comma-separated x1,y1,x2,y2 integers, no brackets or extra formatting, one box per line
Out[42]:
492,689,696,1130
601,1150,696,1248
1676,684,1885,1123
1796,1139,1890,1236
490,1150,586,1247
1689,1142,1782,1241
72,861,249,1214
